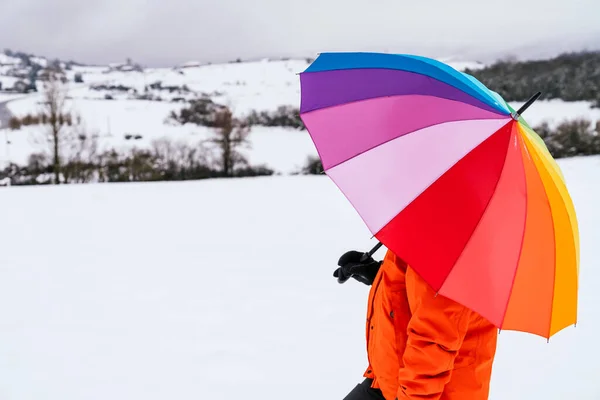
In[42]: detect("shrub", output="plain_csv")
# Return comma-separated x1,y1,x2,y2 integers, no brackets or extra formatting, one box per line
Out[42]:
299,156,323,175
233,165,275,177
534,118,600,158
244,106,304,129
168,97,228,127
8,112,74,130
8,117,21,130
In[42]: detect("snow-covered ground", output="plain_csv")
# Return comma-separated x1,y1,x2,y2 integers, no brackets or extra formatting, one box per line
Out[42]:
512,99,600,128
0,93,25,102
0,54,21,66
0,155,596,400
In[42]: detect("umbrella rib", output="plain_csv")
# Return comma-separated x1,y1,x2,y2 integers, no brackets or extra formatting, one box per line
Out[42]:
524,138,559,339
522,125,580,272
527,142,558,339
546,168,558,340
499,132,529,330
522,128,577,337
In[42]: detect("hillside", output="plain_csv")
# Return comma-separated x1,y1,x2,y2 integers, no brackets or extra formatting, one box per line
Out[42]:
0,49,599,183
1,55,318,179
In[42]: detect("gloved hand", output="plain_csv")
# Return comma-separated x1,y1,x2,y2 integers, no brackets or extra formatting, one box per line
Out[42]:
333,250,382,285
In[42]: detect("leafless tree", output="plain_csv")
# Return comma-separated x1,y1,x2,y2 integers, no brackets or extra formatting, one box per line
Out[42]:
33,72,99,184
207,108,250,177
40,73,72,184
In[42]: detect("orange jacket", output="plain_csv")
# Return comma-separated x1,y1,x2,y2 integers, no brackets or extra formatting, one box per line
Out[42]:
363,250,498,400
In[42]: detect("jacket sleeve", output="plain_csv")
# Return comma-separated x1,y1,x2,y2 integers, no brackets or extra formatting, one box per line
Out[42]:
396,267,471,400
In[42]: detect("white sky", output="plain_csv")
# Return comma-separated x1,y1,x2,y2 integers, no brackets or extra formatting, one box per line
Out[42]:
0,0,599,66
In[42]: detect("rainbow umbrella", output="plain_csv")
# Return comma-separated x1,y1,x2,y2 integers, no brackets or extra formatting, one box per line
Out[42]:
299,52,579,339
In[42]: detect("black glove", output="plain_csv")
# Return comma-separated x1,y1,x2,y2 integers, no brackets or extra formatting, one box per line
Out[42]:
333,250,382,285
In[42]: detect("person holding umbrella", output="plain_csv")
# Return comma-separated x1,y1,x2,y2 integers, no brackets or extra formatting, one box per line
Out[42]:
334,248,498,400
299,51,579,400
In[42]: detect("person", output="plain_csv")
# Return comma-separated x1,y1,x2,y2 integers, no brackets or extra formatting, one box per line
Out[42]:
334,248,498,400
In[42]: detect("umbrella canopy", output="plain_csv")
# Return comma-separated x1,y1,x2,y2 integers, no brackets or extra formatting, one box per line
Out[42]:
299,52,579,339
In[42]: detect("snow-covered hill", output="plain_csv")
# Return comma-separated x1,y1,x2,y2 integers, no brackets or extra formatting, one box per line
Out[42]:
0,54,321,173
67,58,310,114
1,51,599,174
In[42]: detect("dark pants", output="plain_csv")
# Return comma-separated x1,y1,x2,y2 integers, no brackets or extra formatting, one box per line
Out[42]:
343,378,386,400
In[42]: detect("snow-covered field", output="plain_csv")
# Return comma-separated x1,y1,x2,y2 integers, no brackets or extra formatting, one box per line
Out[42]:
0,155,597,400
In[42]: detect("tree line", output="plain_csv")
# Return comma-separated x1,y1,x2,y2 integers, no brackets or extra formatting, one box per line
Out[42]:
465,51,600,105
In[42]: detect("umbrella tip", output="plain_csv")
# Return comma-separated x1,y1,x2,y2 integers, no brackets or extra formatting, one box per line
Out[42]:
514,91,542,119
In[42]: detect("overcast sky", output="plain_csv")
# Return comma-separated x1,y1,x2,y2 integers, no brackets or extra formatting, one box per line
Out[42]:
0,0,599,66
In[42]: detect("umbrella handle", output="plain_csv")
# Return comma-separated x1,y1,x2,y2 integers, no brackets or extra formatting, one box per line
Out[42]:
360,242,384,262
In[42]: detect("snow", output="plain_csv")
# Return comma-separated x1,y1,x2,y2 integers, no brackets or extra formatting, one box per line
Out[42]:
0,75,21,90
0,125,60,166
0,155,596,399
515,99,600,128
179,61,204,68
440,57,486,71
0,54,20,66
241,126,317,173
71,59,310,115
30,57,48,68
0,92,25,102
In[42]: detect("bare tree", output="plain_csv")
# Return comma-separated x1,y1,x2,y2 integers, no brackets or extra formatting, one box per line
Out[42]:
25,72,99,184
40,73,72,184
207,108,250,177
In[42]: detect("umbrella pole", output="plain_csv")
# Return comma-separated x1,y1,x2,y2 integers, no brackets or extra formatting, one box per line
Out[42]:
361,241,384,261
511,91,542,120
